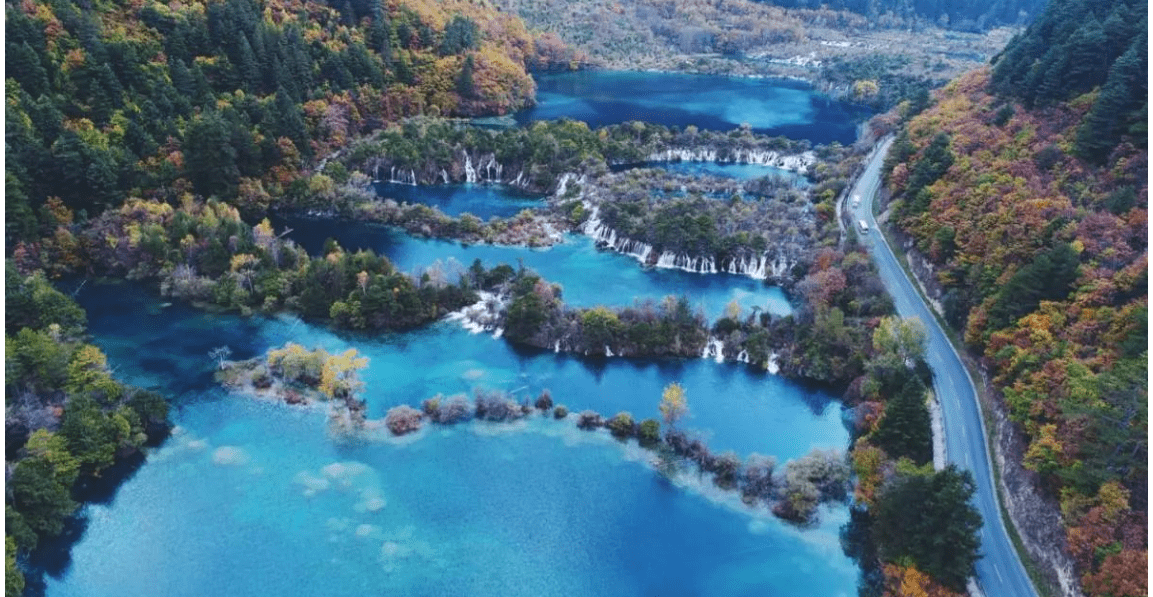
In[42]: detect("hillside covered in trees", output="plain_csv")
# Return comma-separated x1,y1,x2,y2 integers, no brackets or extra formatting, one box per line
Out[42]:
5,0,582,246
881,0,1147,594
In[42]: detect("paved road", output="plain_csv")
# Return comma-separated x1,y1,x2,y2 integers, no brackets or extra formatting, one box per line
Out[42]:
847,137,1039,597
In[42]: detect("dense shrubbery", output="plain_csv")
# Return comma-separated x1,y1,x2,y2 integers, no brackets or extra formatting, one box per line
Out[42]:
17,197,483,331
761,245,895,385
582,168,815,264
499,273,710,359
385,405,424,436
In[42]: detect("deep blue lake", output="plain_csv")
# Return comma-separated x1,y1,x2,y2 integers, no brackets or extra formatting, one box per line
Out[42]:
373,182,543,219
517,71,870,145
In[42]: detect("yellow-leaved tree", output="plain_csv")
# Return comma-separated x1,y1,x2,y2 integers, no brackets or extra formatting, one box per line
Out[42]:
659,382,688,428
318,348,369,400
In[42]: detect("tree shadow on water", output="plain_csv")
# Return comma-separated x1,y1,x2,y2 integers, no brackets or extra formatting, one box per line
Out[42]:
21,451,151,594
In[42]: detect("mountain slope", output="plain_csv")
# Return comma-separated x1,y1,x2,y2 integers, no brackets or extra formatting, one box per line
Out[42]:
881,6,1147,593
4,0,581,241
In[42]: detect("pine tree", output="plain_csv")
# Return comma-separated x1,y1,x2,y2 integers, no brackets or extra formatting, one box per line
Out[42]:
190,62,216,107
1075,30,1147,162
183,111,239,197
237,35,261,93
871,376,933,465
8,41,50,98
457,54,476,98
872,465,982,592
273,87,310,158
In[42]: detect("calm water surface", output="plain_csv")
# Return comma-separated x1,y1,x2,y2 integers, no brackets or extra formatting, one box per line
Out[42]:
42,279,858,597
372,182,543,219
274,216,794,321
518,71,870,145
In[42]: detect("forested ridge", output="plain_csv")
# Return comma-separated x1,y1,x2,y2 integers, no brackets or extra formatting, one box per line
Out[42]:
882,0,1147,593
5,0,582,244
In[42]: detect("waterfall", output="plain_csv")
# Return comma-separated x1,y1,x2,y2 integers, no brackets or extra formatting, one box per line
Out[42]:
554,340,560,353
701,337,725,363
387,167,417,186
441,169,449,184
446,291,505,334
654,252,717,274
724,255,770,280
736,350,750,363
492,328,504,339
581,203,656,266
766,352,780,375
643,148,816,174
480,158,502,183
604,345,614,357
555,173,575,197
463,152,477,184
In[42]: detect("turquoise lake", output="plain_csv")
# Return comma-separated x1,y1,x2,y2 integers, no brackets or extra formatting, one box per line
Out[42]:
272,215,794,321
40,70,866,597
518,71,870,145
372,182,543,219
43,280,856,597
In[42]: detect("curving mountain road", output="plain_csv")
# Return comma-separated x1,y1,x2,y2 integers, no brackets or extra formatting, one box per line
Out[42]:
847,137,1039,597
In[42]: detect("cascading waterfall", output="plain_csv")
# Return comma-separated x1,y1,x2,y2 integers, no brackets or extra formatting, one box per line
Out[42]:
701,337,725,363
441,169,450,184
387,167,418,186
581,203,655,265
582,207,791,281
644,148,817,174
481,158,503,183
654,252,718,274
766,352,780,374
555,173,575,197
463,152,477,184
446,292,505,334
736,350,750,363
724,255,769,280
604,345,614,357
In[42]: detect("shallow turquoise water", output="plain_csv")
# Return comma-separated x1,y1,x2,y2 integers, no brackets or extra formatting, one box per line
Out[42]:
45,400,857,597
275,216,793,321
74,283,843,457
41,282,858,597
372,182,543,219
518,71,870,145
